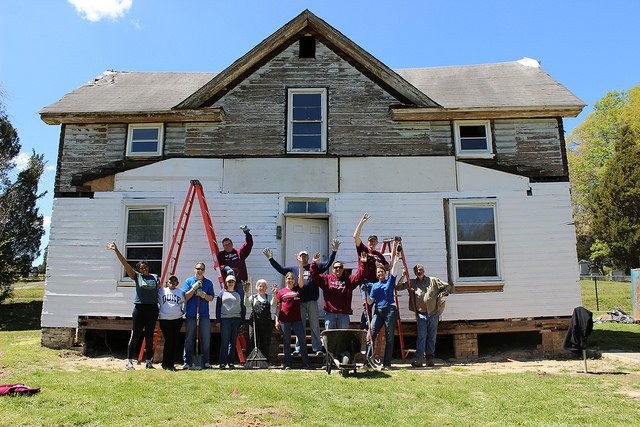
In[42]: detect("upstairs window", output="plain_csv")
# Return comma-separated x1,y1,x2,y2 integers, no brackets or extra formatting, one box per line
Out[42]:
454,120,493,158
449,200,500,281
287,88,327,154
127,124,163,157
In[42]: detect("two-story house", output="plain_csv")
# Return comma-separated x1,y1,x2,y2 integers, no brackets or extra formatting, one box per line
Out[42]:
39,10,585,359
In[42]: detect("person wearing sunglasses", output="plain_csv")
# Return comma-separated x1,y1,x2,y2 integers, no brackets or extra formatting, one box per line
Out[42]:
182,262,214,369
310,251,367,330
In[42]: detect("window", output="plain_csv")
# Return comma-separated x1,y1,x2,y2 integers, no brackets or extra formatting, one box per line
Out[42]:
454,120,493,157
123,207,166,280
286,199,328,214
299,35,316,58
287,88,327,153
127,124,163,157
450,200,500,281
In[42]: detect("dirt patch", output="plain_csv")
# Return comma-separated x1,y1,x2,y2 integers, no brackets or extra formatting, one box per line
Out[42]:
57,349,640,375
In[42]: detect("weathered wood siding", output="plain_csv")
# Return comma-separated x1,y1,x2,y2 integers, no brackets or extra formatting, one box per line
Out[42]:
493,118,566,177
53,42,568,195
43,158,580,328
56,124,126,194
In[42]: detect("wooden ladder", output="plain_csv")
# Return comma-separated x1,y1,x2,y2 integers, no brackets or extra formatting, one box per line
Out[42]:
138,180,246,363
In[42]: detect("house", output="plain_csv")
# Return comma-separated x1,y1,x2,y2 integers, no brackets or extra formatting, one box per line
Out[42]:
39,10,585,358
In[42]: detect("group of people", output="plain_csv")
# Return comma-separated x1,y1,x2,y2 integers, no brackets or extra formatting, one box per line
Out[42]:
107,213,451,371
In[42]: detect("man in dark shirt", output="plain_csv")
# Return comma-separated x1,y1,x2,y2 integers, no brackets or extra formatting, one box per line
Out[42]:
217,225,253,301
263,239,339,355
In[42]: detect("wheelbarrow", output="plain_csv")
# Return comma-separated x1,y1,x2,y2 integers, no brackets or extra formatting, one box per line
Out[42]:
320,329,367,377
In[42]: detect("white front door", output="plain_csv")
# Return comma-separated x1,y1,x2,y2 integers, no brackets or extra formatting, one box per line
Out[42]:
284,217,329,265
285,217,329,314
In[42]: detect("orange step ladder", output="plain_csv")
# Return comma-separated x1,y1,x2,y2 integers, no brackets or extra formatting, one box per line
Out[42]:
139,180,246,363
379,236,413,362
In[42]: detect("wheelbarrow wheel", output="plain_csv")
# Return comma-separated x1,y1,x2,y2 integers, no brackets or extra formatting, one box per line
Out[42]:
325,354,332,375
340,368,349,377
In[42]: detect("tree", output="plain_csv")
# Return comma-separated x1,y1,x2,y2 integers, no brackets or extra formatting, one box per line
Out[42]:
567,90,627,259
567,85,640,261
0,103,46,303
590,125,640,272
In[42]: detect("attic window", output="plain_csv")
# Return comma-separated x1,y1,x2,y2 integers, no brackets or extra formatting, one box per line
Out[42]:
299,36,316,58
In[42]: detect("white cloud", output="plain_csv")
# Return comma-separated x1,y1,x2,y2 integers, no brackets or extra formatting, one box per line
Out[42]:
130,19,142,30
68,0,133,22
43,216,51,228
14,152,31,172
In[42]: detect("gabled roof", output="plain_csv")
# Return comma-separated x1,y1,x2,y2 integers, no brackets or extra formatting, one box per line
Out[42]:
40,71,221,124
174,9,439,109
40,12,586,124
396,58,584,110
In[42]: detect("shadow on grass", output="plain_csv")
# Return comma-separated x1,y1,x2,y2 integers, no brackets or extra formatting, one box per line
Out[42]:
589,329,640,352
0,301,42,331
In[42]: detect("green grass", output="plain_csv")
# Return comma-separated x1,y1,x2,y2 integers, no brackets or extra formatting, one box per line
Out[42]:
580,278,639,352
0,280,638,426
580,278,632,316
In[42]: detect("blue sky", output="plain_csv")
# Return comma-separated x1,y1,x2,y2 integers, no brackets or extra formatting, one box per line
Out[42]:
1,0,639,264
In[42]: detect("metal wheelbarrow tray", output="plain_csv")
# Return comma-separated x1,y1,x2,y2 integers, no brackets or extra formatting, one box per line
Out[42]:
320,329,367,376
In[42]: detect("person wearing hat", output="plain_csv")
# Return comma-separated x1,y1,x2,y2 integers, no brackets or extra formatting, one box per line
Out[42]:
158,275,185,370
182,262,215,369
217,225,253,302
399,264,451,367
353,213,389,330
263,239,340,356
216,274,246,369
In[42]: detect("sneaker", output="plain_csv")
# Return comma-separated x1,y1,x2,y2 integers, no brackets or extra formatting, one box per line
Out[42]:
125,360,134,370
228,363,235,370
162,365,175,371
145,360,155,369
292,350,300,356
315,350,324,356
282,365,291,370
219,364,226,370
203,363,211,369
411,360,424,368
182,363,190,370
382,365,391,371
426,359,435,367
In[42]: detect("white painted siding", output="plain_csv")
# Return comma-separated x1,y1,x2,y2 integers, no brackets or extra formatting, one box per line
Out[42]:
43,159,580,328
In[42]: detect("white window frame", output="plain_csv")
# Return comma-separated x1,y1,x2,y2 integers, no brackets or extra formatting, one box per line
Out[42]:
126,123,164,157
287,88,327,154
118,203,170,286
448,199,501,282
453,120,493,158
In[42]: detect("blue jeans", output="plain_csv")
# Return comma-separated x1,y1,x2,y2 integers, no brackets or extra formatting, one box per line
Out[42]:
219,317,242,366
368,305,397,367
324,312,350,330
281,321,309,367
296,300,322,352
183,316,210,368
415,312,439,360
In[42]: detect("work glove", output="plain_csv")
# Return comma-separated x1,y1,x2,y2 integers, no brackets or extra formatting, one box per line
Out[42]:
263,247,273,259
331,239,340,251
196,290,207,299
240,225,250,234
192,280,202,291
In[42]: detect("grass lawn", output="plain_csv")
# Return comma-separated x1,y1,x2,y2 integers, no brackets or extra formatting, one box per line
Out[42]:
0,281,638,426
